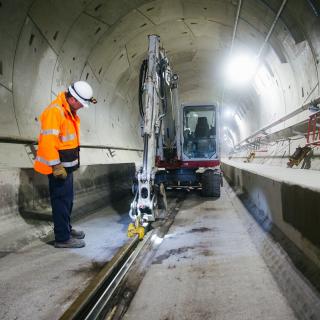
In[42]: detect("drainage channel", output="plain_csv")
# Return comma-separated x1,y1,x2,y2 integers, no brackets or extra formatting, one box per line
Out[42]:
60,192,185,320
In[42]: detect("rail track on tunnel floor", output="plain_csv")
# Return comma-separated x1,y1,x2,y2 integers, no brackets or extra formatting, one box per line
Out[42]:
59,193,185,320
59,185,320,320
59,234,141,320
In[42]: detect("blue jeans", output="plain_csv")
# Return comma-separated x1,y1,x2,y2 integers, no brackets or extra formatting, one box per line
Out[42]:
48,172,74,242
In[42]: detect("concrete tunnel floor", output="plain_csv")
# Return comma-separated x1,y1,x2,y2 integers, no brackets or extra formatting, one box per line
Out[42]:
0,198,132,320
123,185,297,320
0,183,302,320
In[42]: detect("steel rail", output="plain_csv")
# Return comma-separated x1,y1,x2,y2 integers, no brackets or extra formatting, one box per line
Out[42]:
59,231,153,320
59,195,184,320
59,235,140,320
85,232,152,320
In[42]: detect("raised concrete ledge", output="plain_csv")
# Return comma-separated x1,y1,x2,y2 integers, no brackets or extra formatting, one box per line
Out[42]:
223,159,320,193
222,159,320,290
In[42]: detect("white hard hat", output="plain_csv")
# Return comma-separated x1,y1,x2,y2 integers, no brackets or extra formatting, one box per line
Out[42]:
68,81,97,108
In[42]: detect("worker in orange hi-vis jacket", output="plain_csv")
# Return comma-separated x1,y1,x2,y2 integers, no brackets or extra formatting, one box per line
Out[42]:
34,81,97,248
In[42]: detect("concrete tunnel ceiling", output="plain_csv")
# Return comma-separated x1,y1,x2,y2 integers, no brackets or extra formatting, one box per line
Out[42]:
1,0,320,167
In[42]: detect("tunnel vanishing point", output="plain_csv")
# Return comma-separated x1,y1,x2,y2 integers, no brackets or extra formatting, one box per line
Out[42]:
1,0,320,319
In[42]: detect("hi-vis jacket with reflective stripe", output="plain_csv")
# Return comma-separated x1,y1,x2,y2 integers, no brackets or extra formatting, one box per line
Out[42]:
34,92,80,175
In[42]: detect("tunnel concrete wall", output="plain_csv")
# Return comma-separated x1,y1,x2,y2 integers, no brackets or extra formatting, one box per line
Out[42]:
0,163,135,252
1,0,320,252
1,0,320,165
0,0,145,169
19,163,135,215
222,161,320,270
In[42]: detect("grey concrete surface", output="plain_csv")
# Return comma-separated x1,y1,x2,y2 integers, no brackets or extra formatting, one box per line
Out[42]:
123,188,297,320
1,0,320,167
0,163,134,252
222,159,320,192
0,200,132,320
224,183,320,319
222,160,320,269
1,1,320,317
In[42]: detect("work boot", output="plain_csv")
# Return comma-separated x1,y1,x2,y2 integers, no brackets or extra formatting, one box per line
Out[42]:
71,228,85,239
54,238,86,248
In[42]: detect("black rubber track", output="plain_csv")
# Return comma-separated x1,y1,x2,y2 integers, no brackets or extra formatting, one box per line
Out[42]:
201,170,221,197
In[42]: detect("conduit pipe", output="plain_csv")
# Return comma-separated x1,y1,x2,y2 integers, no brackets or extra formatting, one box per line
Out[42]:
0,136,143,152
234,97,320,148
220,0,242,107
231,0,290,146
306,0,320,17
230,0,243,57
257,0,288,59
222,0,286,115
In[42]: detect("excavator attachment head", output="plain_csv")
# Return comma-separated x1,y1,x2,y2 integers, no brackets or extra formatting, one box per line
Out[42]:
127,222,145,240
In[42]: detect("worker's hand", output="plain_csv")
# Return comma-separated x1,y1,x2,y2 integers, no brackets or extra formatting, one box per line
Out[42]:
52,164,67,180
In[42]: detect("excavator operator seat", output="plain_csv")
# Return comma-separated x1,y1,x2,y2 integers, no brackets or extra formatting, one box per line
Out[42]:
194,117,209,138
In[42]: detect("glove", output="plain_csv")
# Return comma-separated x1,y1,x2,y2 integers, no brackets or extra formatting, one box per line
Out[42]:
52,163,67,179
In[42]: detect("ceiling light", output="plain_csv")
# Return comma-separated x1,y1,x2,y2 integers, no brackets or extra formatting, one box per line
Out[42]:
223,109,233,118
225,52,258,87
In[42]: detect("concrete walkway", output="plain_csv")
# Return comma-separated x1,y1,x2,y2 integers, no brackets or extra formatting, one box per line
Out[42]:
123,188,297,320
223,159,320,192
0,200,131,320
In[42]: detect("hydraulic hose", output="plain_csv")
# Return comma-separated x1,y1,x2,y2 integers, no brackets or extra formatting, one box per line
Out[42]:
139,59,148,118
158,58,168,115
129,190,139,221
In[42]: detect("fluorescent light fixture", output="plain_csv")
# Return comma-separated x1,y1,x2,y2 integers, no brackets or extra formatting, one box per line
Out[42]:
225,52,258,87
223,109,233,118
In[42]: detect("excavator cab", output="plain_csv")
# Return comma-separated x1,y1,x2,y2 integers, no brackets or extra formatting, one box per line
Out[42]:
182,105,218,160
156,102,221,197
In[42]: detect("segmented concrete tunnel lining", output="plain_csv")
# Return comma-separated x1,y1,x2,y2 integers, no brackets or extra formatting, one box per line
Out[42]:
1,1,320,317
1,0,320,168
1,0,320,252
1,0,320,250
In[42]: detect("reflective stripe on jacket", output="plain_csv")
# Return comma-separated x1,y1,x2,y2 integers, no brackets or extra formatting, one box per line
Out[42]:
34,92,80,175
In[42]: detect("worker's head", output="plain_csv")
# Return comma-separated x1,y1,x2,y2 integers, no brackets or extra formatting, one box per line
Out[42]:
67,81,97,112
